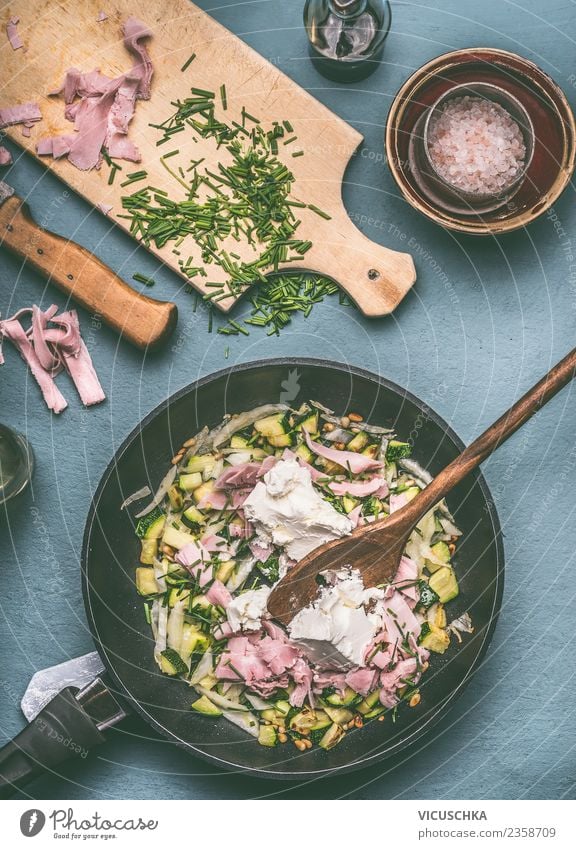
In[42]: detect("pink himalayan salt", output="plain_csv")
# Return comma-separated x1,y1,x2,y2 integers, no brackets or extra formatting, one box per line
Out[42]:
428,95,526,195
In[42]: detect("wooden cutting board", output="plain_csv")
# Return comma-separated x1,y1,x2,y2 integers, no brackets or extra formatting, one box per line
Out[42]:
0,0,416,314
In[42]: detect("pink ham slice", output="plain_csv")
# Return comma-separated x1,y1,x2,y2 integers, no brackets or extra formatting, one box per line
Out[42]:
393,555,419,604
214,462,262,490
0,103,42,127
206,580,233,609
0,147,12,165
329,476,388,498
6,16,23,50
0,315,67,413
44,309,105,406
40,18,153,171
304,429,383,475
345,666,377,696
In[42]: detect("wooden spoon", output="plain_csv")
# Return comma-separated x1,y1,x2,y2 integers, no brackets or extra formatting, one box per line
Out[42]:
268,346,576,626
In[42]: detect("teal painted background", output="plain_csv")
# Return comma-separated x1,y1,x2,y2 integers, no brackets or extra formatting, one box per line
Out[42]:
0,0,575,800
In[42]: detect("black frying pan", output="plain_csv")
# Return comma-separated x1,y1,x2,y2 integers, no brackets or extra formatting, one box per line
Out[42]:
0,359,504,788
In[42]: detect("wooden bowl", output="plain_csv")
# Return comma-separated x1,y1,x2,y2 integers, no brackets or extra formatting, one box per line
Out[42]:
385,48,576,235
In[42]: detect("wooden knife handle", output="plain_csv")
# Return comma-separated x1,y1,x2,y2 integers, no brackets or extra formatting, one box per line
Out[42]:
0,196,177,350
298,215,416,317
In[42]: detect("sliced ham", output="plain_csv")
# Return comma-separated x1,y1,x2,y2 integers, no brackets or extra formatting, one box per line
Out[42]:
329,476,387,498
0,102,42,128
6,16,23,50
381,590,421,643
345,666,377,696
0,316,67,413
206,580,233,609
45,309,105,406
393,555,419,604
389,492,409,513
379,657,418,693
215,462,262,490
42,18,153,171
304,429,383,475
0,146,12,165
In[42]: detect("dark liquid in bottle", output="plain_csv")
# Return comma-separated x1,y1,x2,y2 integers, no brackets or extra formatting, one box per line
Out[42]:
306,0,391,82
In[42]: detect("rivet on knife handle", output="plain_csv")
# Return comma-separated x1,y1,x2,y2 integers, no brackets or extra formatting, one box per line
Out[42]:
0,192,178,350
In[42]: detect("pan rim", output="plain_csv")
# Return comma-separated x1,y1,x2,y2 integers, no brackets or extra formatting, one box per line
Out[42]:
82,357,504,780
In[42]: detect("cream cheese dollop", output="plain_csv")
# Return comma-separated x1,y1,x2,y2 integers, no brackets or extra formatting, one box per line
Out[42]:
288,569,384,668
243,458,353,561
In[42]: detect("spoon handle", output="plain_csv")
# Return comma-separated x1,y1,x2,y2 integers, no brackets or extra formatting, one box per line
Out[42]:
387,346,576,531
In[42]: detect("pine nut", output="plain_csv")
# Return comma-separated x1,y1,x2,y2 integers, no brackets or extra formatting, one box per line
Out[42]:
449,543,456,555
409,693,421,708
304,739,313,749
162,544,175,557
335,442,346,450
340,416,350,428
171,452,184,465
378,715,385,722
322,422,335,432
348,412,363,423
278,733,288,744
354,715,363,728
294,739,306,751
183,438,196,448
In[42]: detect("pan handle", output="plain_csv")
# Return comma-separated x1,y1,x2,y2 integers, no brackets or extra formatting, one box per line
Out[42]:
0,679,125,798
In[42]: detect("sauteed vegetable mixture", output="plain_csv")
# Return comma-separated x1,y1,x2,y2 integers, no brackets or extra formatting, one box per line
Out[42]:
131,402,473,750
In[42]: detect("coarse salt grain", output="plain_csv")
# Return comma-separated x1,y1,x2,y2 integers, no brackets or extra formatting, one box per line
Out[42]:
427,95,526,195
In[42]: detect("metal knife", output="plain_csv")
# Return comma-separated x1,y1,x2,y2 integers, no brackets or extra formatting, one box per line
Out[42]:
0,652,128,798
0,180,177,350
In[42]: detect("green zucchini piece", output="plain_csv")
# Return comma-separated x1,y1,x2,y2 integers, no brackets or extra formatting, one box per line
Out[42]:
418,580,440,609
135,508,165,539
325,687,360,707
425,541,451,573
386,440,412,461
428,566,459,603
139,539,158,565
356,689,381,715
162,525,196,550
160,648,188,676
347,431,369,452
294,411,319,434
268,431,298,448
179,472,203,492
190,695,222,716
295,443,314,463
258,725,278,747
136,567,158,596
230,434,250,449
319,723,345,750
186,454,217,474
254,413,290,438
419,623,450,653
324,706,354,724
182,504,206,529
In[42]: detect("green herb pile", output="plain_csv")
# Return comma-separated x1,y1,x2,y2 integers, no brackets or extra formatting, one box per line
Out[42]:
119,76,331,308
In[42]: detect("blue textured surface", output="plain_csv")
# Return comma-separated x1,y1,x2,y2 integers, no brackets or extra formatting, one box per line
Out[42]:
1,0,575,800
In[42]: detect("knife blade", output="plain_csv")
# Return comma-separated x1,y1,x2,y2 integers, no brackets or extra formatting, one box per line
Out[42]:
0,179,177,350
21,652,106,722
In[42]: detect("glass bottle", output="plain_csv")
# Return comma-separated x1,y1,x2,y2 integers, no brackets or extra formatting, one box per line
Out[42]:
303,0,392,82
0,423,34,506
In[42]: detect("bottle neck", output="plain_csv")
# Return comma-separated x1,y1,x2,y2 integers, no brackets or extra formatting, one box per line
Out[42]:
328,0,368,19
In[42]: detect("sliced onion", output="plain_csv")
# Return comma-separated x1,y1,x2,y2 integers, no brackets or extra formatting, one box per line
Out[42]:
134,466,177,518
221,708,260,738
190,649,213,685
195,685,248,712
120,485,151,510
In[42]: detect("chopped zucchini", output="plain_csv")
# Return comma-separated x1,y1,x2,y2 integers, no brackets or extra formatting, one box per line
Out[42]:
364,705,385,719
347,431,369,452
319,722,345,750
294,411,319,434
160,648,188,676
230,434,249,449
324,706,354,724
325,687,360,707
216,559,236,583
268,431,297,448
419,623,450,654
180,623,203,656
342,495,360,514
295,443,314,463
168,485,184,511
182,504,206,529
139,539,158,565
429,566,459,603
144,514,166,539
135,508,165,540
425,541,451,573
168,587,190,608
362,443,379,459
190,694,222,716
356,689,381,715
162,525,196,550
136,567,158,596
198,673,217,691
254,412,290,438
275,700,291,716
386,440,412,461
186,454,217,475
258,725,278,747
261,708,284,724
179,472,203,492
418,580,439,609
290,709,331,733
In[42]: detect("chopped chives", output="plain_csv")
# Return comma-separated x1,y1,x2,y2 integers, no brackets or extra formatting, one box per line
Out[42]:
191,87,215,98
292,150,304,158
180,52,197,72
132,272,156,287
308,203,331,220
283,136,297,145
220,84,227,110
283,120,294,132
